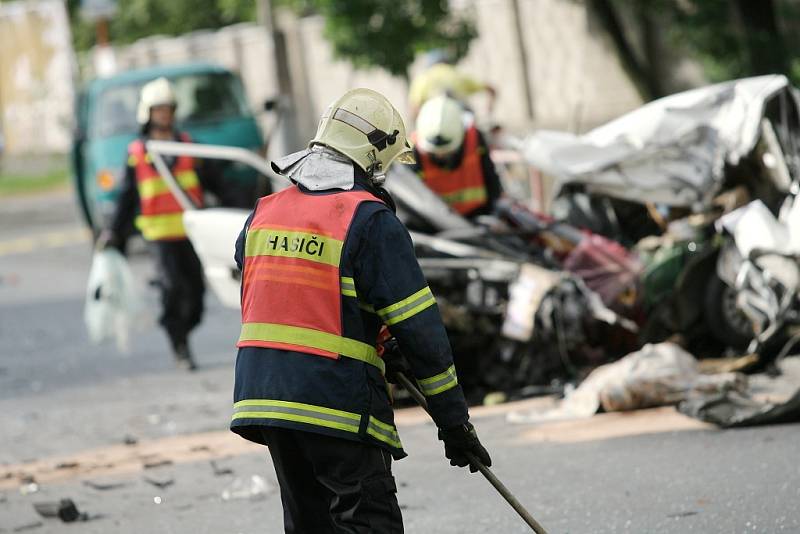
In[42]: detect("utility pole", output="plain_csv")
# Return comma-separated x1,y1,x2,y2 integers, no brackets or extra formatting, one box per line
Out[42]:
257,0,303,153
511,0,535,121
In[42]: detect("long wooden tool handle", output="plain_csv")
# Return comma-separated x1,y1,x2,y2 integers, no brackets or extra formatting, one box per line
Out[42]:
395,372,549,534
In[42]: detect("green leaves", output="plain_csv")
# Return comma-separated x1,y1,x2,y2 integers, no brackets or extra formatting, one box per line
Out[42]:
67,0,256,51
286,0,476,78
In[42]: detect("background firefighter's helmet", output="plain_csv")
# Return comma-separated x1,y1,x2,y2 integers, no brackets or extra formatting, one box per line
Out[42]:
311,88,415,178
136,77,177,125
415,95,465,157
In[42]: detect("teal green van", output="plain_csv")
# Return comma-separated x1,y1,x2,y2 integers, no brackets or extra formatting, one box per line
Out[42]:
71,63,270,231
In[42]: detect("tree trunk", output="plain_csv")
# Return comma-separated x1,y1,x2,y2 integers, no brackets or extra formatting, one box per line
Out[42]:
588,0,659,100
735,0,788,75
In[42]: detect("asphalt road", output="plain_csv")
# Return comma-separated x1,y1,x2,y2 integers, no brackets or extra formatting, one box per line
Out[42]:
1,190,799,533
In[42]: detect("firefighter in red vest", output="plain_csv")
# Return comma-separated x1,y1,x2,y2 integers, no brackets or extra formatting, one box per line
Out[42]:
231,88,491,532
412,94,503,218
103,78,213,370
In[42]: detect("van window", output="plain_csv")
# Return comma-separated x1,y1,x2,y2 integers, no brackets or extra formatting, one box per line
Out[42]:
90,72,250,138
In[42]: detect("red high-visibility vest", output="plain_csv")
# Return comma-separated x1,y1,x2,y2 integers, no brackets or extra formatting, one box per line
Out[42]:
129,132,203,241
237,186,385,373
418,125,488,215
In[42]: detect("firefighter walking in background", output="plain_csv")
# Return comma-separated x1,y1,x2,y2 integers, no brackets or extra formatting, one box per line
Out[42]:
231,88,491,533
412,94,504,218
103,77,214,370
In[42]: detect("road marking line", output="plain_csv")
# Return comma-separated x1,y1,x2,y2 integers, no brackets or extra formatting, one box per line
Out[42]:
0,228,91,257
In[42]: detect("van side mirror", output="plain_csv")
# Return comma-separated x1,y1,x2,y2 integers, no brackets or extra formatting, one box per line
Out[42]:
263,98,279,112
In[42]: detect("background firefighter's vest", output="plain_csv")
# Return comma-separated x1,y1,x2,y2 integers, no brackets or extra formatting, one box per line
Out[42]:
418,125,488,215
238,187,385,373
129,132,203,241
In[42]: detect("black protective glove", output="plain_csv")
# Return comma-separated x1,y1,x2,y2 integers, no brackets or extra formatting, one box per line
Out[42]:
438,422,492,473
381,338,412,385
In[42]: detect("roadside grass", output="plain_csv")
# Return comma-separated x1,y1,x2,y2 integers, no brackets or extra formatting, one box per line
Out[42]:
0,167,71,197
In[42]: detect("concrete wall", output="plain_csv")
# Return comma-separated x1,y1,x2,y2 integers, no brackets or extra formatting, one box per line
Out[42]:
280,0,645,146
0,0,76,154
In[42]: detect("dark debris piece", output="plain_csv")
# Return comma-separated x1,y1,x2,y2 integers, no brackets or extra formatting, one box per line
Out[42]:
55,462,79,470
12,522,43,532
82,480,128,491
210,460,233,476
667,510,699,519
143,476,174,489
142,459,173,469
33,498,84,522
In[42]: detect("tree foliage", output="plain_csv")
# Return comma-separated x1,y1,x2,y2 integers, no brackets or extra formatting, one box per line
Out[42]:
661,0,790,81
280,0,477,78
598,0,800,100
66,0,256,51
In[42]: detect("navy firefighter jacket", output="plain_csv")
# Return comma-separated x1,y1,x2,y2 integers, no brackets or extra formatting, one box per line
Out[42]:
230,179,470,459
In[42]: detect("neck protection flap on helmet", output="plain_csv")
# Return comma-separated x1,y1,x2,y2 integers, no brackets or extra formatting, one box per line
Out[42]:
271,145,355,191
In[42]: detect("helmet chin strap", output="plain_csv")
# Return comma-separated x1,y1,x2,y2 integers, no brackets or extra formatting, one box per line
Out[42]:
369,165,386,186
366,151,386,185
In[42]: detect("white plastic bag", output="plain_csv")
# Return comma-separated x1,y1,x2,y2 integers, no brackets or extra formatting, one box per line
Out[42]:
84,249,144,352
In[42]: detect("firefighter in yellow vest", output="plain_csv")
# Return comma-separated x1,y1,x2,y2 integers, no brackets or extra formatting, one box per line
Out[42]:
104,78,214,370
412,95,503,218
408,50,497,119
231,88,491,532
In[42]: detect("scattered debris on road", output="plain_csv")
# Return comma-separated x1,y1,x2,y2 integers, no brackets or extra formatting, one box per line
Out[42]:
18,476,38,495
507,343,745,423
142,459,173,469
143,476,174,489
210,460,233,476
680,357,800,426
12,521,43,532
32,498,85,522
82,479,128,491
54,461,79,470
220,475,274,501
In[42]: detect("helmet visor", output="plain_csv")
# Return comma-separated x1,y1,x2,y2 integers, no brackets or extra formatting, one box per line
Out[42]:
395,144,416,165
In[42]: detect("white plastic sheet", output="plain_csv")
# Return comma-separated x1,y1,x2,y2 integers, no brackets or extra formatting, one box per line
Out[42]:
521,75,798,207
507,343,746,424
83,249,144,351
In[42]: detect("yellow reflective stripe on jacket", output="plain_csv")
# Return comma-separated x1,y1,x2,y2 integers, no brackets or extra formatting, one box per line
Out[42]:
376,286,436,326
232,400,403,449
238,322,385,374
366,416,403,449
135,213,186,240
417,364,459,396
232,399,361,433
138,170,200,200
440,186,487,205
340,276,357,297
339,277,377,313
245,228,343,267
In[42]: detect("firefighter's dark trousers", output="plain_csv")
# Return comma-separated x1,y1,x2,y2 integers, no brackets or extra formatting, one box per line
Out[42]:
260,427,404,534
150,239,205,344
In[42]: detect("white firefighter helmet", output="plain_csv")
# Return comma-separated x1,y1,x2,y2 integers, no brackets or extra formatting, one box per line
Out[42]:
311,88,415,179
415,95,465,157
136,77,177,125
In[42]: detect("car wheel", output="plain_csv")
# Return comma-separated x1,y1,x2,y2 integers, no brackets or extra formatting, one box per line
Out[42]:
704,275,754,350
